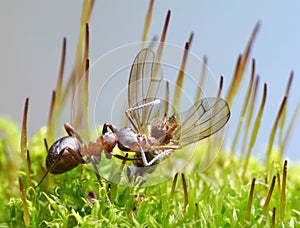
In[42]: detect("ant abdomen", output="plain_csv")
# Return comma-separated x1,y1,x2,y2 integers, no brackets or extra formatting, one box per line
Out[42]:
46,136,82,174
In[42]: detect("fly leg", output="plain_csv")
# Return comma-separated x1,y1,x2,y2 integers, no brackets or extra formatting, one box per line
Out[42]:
125,99,160,133
137,137,180,166
145,145,182,165
139,148,175,166
144,150,173,166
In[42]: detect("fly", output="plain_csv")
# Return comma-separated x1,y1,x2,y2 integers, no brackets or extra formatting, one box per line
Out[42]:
107,48,231,184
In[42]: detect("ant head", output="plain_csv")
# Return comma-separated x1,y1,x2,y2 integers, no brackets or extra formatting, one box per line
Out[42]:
101,132,117,153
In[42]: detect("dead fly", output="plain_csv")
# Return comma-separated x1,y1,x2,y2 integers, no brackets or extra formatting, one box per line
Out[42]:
104,48,231,184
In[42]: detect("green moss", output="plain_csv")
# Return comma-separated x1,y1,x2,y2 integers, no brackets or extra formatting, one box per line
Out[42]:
1,118,299,227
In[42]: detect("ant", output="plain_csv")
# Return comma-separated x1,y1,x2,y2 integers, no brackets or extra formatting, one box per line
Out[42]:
35,121,136,205
36,123,125,188
36,97,178,189
36,99,162,187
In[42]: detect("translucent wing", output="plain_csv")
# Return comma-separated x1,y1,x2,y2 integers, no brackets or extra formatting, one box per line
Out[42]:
128,48,167,133
175,97,230,147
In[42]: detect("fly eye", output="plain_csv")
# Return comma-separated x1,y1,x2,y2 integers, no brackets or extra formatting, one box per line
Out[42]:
168,115,177,123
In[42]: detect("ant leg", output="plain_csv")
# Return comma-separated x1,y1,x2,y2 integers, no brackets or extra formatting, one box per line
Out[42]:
110,153,137,161
36,147,65,187
127,165,147,186
36,171,50,188
64,147,86,164
64,123,87,148
35,138,51,187
88,155,111,206
125,99,160,132
35,147,85,188
102,123,118,134
44,138,49,152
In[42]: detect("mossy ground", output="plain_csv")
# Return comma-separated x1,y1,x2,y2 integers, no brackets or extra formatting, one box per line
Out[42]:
1,1,300,227
0,118,299,227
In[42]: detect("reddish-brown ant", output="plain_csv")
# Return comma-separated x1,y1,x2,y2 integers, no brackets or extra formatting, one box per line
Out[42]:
35,121,138,205
36,123,117,188
36,98,178,188
35,100,161,189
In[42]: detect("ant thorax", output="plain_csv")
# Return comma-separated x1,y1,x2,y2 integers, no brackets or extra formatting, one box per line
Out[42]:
83,132,117,161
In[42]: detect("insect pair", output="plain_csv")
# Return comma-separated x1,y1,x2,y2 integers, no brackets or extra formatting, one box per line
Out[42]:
36,48,230,187
36,99,165,187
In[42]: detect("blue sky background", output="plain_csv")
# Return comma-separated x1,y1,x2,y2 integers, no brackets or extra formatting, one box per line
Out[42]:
0,1,300,161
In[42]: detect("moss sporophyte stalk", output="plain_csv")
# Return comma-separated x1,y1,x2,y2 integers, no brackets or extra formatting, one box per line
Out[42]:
1,0,300,227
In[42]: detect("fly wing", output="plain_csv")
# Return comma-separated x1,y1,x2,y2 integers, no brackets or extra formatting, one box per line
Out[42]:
175,97,230,146
128,48,167,132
